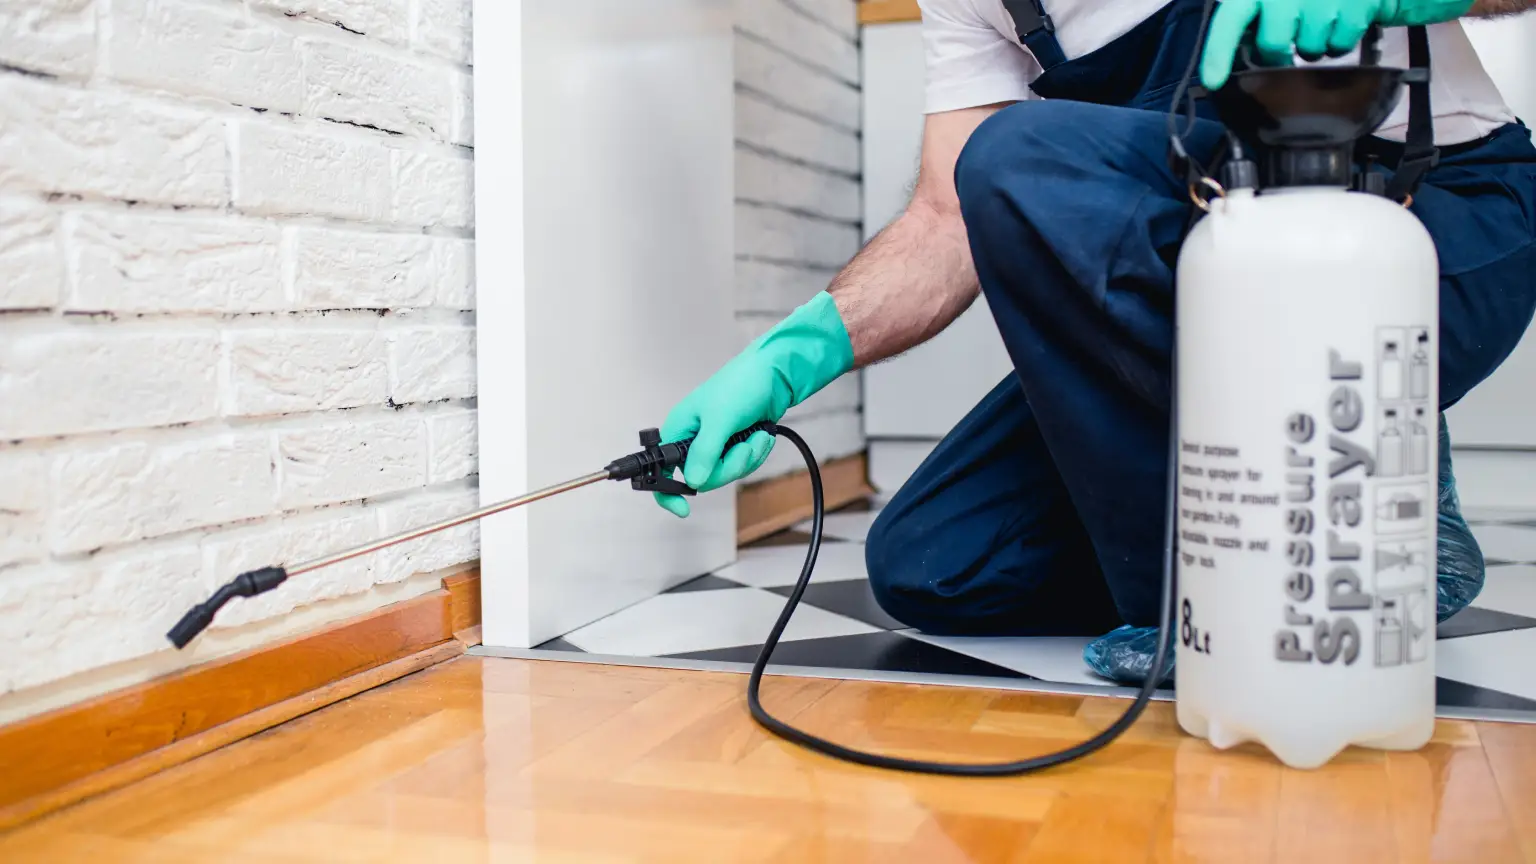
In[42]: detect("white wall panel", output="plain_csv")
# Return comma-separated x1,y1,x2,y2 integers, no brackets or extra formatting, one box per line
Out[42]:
475,0,738,649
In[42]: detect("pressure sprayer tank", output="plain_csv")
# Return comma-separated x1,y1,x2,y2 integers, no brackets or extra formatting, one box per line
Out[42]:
1174,59,1439,768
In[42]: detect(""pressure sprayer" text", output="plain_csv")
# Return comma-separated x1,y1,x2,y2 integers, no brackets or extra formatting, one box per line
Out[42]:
1276,349,1376,665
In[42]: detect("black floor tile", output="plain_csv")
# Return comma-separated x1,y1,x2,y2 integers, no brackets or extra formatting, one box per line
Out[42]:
666,574,746,593
532,637,584,652
1437,606,1536,640
669,631,1031,679
764,579,906,631
1436,677,1536,712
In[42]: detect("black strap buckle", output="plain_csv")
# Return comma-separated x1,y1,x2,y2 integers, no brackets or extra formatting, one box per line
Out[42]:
1002,0,1054,37
1004,0,1065,69
1382,25,1436,205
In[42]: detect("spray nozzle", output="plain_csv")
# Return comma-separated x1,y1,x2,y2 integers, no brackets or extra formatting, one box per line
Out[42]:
166,566,289,648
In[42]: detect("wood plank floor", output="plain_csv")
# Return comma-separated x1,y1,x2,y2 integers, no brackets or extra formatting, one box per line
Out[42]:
2,655,1532,862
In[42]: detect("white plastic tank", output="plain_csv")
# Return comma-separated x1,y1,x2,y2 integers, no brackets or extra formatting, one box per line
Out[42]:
1174,184,1440,768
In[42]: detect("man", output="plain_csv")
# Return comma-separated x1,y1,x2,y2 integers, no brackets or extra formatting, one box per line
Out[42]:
655,0,1536,682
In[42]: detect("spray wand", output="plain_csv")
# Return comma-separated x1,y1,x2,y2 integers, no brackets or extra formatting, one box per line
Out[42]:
166,422,774,649
167,413,1174,778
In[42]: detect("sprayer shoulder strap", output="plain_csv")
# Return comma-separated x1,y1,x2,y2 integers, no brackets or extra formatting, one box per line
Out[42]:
1001,0,1067,69
1383,26,1437,204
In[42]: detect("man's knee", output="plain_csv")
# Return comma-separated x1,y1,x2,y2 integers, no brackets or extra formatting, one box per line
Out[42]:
865,505,966,634
953,101,1098,223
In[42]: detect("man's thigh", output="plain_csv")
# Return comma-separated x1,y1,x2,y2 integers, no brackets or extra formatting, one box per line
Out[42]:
952,101,1211,627
866,376,1122,636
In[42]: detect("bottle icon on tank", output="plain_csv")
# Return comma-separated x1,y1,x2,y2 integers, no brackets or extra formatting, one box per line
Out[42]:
1409,407,1430,475
1380,339,1404,401
1379,409,1404,478
1410,331,1431,400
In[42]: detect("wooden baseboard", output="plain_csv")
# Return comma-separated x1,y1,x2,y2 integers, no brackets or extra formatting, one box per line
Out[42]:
0,568,482,832
736,451,876,545
859,0,921,25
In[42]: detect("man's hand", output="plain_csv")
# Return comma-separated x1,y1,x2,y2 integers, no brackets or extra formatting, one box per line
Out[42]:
653,292,853,518
1201,0,1477,90
654,106,1005,516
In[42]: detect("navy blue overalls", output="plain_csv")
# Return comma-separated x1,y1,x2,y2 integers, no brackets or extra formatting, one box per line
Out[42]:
864,0,1536,647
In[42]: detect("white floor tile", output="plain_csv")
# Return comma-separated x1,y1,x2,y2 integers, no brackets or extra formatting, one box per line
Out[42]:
562,588,878,657
902,632,1107,686
793,510,879,543
1470,524,1536,563
715,541,869,588
1474,565,1536,618
1436,628,1536,702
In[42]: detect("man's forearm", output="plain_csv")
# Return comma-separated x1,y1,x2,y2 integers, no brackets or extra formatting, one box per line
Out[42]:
828,200,980,369
1468,0,1533,16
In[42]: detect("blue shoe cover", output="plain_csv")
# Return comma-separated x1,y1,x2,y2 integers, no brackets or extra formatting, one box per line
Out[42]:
1085,414,1485,684
1083,624,1173,686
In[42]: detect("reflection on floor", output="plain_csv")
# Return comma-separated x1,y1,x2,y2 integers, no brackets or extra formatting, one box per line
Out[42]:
521,499,1536,721
6,657,1533,861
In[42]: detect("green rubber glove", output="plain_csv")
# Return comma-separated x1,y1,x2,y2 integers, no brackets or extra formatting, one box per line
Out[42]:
1201,0,1474,91
654,291,854,518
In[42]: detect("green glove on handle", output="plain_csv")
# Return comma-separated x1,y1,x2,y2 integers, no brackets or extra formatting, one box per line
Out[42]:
655,291,854,518
1200,0,1474,91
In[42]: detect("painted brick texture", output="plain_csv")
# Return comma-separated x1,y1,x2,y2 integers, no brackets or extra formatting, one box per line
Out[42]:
733,0,865,478
0,0,866,705
0,0,477,699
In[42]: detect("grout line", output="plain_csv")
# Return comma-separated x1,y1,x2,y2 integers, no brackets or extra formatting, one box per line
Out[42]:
737,198,862,229
737,198,861,228
735,28,861,92
733,24,860,88
735,254,849,272
60,68,473,161
775,0,862,47
5,187,474,241
244,0,471,74
735,140,861,182
2,397,476,456
735,84,863,138
30,475,482,573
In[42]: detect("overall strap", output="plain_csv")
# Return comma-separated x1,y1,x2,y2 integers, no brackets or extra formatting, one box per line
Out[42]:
1001,0,1067,70
1383,26,1437,204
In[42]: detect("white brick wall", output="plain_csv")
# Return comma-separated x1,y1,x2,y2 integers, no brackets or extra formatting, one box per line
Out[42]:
733,0,865,478
0,0,477,709
0,0,864,715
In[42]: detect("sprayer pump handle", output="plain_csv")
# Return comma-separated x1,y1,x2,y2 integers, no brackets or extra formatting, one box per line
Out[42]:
1231,22,1382,73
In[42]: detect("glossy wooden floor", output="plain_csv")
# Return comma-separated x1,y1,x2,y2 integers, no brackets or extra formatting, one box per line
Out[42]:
3,656,1533,863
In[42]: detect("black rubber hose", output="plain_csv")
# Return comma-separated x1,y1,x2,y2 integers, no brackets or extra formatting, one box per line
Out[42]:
746,423,1177,775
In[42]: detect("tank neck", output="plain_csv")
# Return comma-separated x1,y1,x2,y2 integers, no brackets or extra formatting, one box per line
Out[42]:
1262,145,1355,189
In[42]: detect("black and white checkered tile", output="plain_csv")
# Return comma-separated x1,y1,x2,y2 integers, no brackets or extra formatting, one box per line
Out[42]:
531,501,1536,720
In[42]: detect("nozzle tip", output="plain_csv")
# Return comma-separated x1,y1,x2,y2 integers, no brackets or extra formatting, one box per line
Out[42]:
167,605,213,649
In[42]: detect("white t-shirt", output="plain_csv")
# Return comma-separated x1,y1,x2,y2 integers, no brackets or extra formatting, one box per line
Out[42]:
920,0,1516,144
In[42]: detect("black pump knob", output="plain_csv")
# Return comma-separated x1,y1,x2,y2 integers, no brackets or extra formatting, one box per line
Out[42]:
640,427,661,448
